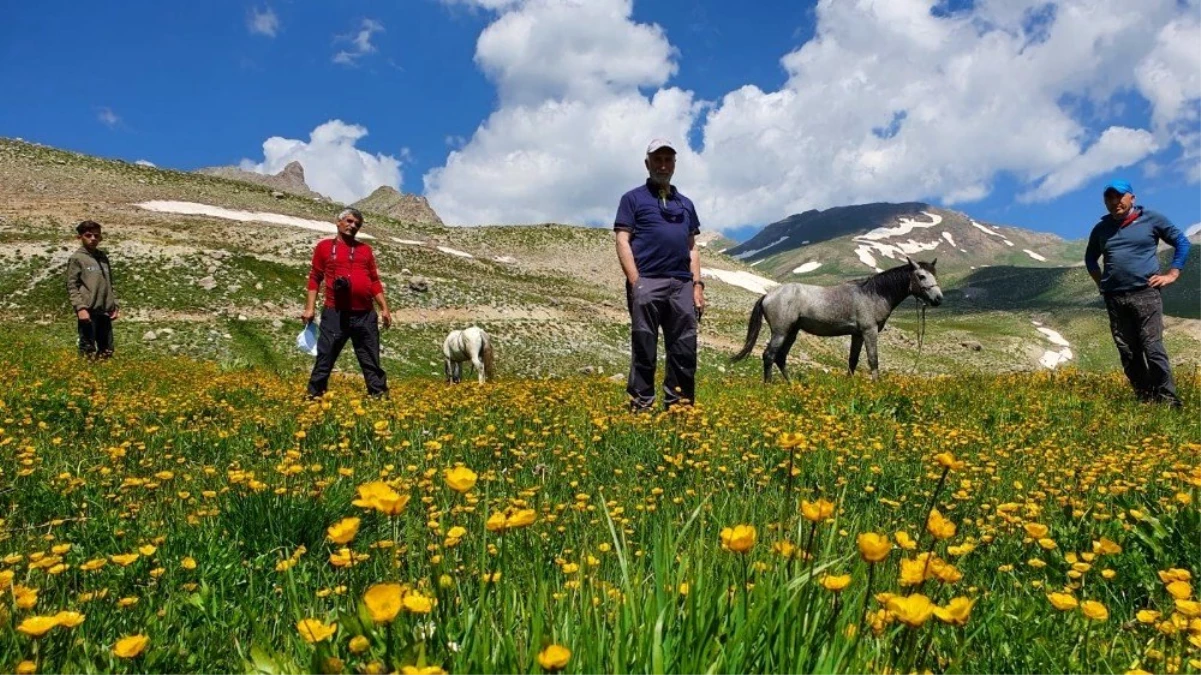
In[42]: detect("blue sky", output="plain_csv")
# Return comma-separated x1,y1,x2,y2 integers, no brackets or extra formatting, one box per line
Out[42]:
1,0,1198,242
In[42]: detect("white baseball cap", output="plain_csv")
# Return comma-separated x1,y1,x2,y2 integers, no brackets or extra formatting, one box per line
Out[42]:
646,138,676,155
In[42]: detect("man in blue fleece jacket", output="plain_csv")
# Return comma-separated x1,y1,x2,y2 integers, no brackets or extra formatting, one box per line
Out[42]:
1085,179,1190,408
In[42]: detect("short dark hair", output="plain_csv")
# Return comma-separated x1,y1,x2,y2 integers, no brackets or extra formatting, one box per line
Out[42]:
76,220,102,235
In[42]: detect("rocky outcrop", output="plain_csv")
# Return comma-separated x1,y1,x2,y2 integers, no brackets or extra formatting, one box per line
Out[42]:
196,161,324,200
352,186,444,226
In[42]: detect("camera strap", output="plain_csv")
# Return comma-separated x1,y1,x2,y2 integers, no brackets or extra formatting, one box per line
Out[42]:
328,238,357,275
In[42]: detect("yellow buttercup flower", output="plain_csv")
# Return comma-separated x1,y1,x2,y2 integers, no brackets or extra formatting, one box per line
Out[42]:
1024,523,1049,539
894,531,917,550
326,517,361,545
1136,609,1161,624
444,466,478,493
400,667,446,675
719,525,757,554
537,644,571,672
1092,537,1122,555
352,482,410,516
933,597,975,625
821,574,852,593
1176,600,1201,618
857,532,891,563
403,591,434,614
362,583,405,624
800,499,835,523
53,611,86,628
349,635,371,654
297,619,337,644
16,615,60,638
934,452,964,471
1047,592,1078,611
1167,581,1193,600
16,661,36,675
110,553,140,566
112,634,150,658
1080,600,1109,621
887,594,934,627
926,509,957,540
181,556,197,571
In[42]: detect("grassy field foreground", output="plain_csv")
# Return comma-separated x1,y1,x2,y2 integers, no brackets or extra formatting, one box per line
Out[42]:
0,337,1198,674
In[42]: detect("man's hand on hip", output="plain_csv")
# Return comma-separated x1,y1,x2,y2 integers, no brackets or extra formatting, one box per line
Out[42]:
1149,269,1180,288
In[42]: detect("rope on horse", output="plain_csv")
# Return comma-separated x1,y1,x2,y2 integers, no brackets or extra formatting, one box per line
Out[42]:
912,298,926,374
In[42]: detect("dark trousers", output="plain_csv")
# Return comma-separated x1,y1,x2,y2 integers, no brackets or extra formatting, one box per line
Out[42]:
306,308,388,398
626,277,698,409
1104,287,1179,405
77,312,114,357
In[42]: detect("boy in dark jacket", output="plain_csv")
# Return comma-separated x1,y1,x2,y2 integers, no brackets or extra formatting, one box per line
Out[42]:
66,220,119,359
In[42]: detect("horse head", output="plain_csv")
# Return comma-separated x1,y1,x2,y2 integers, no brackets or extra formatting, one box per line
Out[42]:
905,257,943,307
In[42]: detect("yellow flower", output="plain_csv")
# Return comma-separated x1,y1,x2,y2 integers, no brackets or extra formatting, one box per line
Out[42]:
537,644,572,672
1167,581,1193,600
772,541,797,559
110,553,140,566
17,615,60,638
181,556,198,570
444,466,478,493
821,574,852,593
506,509,537,529
403,591,434,614
352,482,410,516
138,545,157,557
933,597,975,625
297,619,337,644
327,517,361,545
1092,537,1122,555
934,452,964,471
1024,523,1049,539
485,512,508,532
1080,600,1109,621
112,634,150,658
1159,568,1192,584
926,509,957,541
1176,600,1201,618
900,556,930,587
16,661,36,675
719,525,757,554
1037,538,1058,550
14,585,38,609
1047,592,1078,611
857,532,891,563
894,531,917,550
362,583,405,624
53,611,86,628
887,594,934,627
349,635,371,654
1137,609,1161,624
800,499,835,523
400,667,447,675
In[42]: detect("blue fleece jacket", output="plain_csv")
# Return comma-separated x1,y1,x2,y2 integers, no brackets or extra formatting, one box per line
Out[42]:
1085,207,1191,294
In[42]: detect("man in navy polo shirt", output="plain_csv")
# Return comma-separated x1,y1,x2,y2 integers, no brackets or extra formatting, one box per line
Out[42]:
614,139,706,411
1085,179,1190,408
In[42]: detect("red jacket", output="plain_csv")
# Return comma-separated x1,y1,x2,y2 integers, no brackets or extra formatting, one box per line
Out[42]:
307,238,384,311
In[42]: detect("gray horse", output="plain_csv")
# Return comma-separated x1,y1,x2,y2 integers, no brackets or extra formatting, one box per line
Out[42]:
731,257,942,381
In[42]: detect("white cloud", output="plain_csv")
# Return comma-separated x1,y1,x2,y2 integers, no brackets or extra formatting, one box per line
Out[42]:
425,0,1201,230
1186,222,1201,238
248,7,280,37
97,107,120,128
333,19,384,66
134,159,156,167
1019,127,1159,202
238,120,403,204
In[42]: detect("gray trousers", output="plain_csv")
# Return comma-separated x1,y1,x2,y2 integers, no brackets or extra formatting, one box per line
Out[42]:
626,277,698,409
1104,287,1179,404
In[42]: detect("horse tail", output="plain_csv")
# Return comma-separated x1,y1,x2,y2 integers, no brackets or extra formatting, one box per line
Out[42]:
481,332,496,382
731,295,766,362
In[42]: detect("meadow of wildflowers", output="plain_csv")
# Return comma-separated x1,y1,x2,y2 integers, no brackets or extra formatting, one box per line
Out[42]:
0,336,1197,674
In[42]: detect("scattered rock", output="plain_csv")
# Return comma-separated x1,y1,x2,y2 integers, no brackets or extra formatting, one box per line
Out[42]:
143,330,157,342
272,319,284,328
960,341,983,352
159,328,175,336
255,282,264,290
197,276,217,290
401,268,412,276
271,190,285,199
579,365,598,375
237,314,248,321
607,373,625,383
408,277,429,293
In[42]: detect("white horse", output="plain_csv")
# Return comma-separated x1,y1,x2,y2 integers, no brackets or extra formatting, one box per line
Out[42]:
443,327,495,384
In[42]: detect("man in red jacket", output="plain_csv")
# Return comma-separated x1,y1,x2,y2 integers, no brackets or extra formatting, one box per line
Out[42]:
302,208,392,398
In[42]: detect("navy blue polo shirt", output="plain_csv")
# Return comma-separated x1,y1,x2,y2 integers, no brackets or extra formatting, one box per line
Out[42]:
1085,207,1190,294
614,179,701,280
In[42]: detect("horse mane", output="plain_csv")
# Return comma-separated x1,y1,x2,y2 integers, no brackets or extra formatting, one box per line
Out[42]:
856,264,913,299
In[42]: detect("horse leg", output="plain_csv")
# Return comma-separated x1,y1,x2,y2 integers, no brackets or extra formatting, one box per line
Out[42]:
471,353,486,384
452,361,462,384
444,358,453,384
761,330,786,384
864,328,880,381
848,333,864,376
775,328,799,382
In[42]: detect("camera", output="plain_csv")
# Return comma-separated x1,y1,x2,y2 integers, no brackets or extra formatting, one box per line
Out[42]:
333,277,350,292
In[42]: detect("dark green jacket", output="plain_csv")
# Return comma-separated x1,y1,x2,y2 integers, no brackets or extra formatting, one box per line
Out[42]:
66,247,117,312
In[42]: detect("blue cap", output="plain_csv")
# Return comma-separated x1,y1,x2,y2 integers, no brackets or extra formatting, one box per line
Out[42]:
1103,179,1133,195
